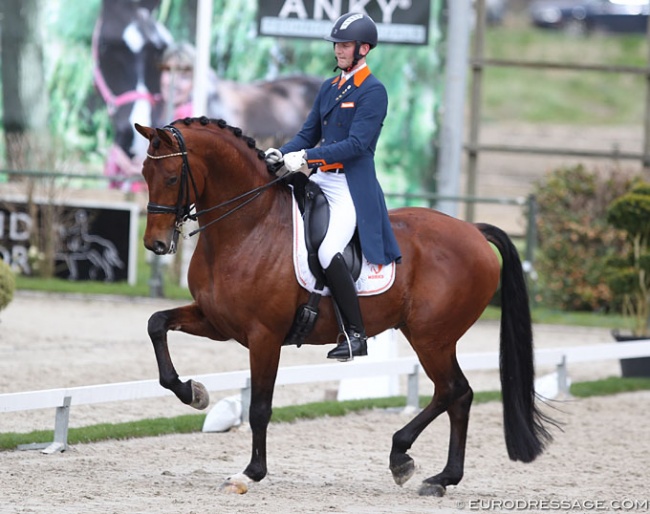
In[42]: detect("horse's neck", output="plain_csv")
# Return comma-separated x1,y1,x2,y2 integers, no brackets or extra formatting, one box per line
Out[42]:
195,184,292,256
195,138,292,243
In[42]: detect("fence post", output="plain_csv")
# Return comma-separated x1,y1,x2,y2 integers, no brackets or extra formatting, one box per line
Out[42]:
44,395,72,454
405,364,420,412
17,396,71,454
556,356,570,397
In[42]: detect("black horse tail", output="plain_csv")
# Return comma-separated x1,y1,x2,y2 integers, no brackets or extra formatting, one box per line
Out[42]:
477,223,554,462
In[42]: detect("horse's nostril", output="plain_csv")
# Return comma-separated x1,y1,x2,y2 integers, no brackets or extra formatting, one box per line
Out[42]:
153,241,168,255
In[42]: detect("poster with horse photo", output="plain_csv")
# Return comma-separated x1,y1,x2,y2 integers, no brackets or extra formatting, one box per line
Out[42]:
1,0,444,197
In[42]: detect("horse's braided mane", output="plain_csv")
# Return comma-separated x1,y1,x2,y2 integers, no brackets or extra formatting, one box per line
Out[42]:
170,116,275,175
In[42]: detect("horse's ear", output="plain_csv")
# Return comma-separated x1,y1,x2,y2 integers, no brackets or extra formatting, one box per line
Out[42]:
155,128,175,147
135,123,155,140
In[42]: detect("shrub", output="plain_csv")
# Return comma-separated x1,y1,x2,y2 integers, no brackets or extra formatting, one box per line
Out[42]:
533,164,638,311
604,181,650,336
0,258,16,312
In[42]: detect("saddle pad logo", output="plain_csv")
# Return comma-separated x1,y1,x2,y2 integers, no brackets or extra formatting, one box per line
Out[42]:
341,102,355,108
369,264,384,278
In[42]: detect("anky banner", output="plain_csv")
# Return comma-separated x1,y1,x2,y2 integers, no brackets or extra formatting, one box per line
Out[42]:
257,0,431,45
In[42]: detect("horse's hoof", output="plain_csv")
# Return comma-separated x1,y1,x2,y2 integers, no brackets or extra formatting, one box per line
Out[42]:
390,457,415,486
418,482,446,497
220,480,248,494
189,380,209,410
220,473,250,494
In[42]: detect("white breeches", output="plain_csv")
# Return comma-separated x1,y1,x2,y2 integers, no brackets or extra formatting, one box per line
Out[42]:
310,171,357,269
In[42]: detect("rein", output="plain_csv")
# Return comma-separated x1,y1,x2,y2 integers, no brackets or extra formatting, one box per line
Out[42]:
146,124,283,238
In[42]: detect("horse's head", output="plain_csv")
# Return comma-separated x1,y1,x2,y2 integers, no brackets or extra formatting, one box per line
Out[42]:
135,121,197,255
136,117,276,255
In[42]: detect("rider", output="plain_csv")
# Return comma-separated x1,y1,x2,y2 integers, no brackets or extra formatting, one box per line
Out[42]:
265,12,401,361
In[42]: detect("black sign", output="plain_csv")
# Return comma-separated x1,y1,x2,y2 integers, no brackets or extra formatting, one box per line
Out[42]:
0,199,138,284
257,0,431,45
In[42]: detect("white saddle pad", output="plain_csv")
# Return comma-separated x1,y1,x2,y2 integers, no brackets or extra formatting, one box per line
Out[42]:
291,194,396,296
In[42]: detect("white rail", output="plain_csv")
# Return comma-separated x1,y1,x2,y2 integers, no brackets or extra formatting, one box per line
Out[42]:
2,341,650,453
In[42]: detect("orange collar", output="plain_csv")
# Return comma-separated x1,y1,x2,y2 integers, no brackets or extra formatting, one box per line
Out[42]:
331,66,372,87
352,65,371,87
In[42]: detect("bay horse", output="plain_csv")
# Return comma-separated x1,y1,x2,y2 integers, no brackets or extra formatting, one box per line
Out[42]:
135,117,554,496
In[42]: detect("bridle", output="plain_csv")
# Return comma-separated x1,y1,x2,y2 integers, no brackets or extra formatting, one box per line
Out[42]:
145,124,284,239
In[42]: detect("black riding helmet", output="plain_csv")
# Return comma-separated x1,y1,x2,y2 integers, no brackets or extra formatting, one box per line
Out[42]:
324,12,378,71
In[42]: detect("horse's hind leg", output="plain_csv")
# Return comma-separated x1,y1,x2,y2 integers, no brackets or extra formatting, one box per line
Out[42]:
147,303,221,409
389,347,472,497
419,384,473,496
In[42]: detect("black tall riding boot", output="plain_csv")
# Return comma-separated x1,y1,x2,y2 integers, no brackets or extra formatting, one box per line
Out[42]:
323,253,368,360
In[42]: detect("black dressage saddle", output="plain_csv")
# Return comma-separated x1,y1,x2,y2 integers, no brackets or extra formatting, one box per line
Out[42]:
283,174,362,346
302,179,362,283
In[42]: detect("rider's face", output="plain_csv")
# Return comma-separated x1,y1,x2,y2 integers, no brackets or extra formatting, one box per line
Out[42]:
334,41,368,70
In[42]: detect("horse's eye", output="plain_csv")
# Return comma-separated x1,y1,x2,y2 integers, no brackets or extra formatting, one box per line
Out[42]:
166,176,179,186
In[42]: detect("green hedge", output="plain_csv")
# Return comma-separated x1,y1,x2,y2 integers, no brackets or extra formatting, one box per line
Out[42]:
0,259,16,312
533,165,638,311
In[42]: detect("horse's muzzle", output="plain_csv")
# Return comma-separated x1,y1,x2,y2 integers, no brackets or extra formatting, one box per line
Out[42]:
150,240,171,255
146,228,180,255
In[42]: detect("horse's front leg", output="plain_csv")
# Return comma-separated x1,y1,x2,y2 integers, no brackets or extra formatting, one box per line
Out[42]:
221,336,282,494
147,303,222,409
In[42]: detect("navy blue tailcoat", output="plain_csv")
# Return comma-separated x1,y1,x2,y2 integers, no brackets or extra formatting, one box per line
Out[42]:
279,67,401,265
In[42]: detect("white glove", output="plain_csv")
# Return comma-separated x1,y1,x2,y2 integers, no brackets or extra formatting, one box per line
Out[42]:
283,150,309,175
264,147,282,164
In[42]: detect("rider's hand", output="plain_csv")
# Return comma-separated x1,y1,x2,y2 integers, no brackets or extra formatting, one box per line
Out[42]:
283,150,309,175
264,148,282,165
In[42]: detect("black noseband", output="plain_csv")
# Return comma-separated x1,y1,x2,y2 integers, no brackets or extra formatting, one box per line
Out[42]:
146,202,178,215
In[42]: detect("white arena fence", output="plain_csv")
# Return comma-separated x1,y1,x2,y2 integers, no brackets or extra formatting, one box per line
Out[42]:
2,340,650,454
